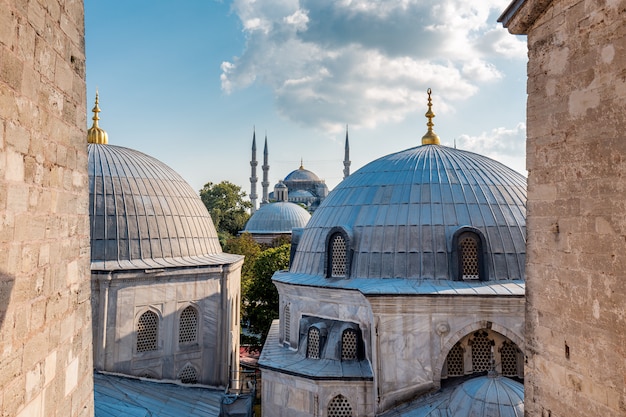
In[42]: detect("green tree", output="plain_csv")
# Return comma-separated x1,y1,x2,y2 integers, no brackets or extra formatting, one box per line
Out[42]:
199,181,251,239
223,232,261,292
244,243,290,344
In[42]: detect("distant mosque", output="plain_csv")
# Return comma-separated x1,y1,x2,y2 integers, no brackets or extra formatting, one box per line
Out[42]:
249,129,351,213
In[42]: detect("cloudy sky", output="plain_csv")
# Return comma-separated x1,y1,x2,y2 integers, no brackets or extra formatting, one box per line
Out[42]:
85,0,527,198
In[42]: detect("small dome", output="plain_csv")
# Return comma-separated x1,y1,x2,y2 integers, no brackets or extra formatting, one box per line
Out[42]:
89,144,233,270
290,145,526,280
447,376,524,417
245,202,311,234
284,166,321,182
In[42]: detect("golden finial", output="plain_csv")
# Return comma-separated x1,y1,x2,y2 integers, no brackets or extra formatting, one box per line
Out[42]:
421,88,440,145
87,90,109,144
299,158,304,169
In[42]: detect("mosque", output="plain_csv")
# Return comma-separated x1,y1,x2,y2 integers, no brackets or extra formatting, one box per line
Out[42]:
259,91,527,416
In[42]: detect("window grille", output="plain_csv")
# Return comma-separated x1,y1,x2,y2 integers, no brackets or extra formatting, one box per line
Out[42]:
284,305,291,343
328,395,353,417
500,341,519,377
179,306,198,344
460,234,480,280
445,342,465,376
341,329,358,361
471,330,493,372
136,311,158,352
330,234,347,277
307,327,321,359
178,364,198,384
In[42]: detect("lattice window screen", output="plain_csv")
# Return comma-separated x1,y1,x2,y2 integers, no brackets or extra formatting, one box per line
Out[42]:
179,306,198,344
341,329,358,361
178,365,198,384
137,311,158,352
284,305,291,343
500,341,519,377
328,395,353,417
446,342,465,376
307,327,321,359
330,234,347,277
471,331,493,372
460,235,480,280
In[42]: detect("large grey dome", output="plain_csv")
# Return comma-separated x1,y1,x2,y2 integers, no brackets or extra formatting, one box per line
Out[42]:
89,144,237,270
289,144,526,280
284,166,321,182
447,376,524,417
245,202,311,234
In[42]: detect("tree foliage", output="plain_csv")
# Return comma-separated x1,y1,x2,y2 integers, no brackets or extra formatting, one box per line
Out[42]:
199,181,251,238
223,233,261,291
244,243,290,344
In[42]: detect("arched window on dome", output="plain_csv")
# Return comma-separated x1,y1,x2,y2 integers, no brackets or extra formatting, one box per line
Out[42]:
341,328,359,361
307,327,321,359
136,310,159,353
327,395,354,417
455,230,486,281
179,306,198,344
326,227,352,278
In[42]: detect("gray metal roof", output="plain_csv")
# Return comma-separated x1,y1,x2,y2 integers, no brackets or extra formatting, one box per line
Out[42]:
284,167,321,182
289,144,526,281
380,375,524,417
89,144,240,271
244,201,311,234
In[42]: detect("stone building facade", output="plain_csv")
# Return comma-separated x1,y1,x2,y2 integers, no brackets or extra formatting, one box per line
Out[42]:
0,1,94,416
500,1,626,416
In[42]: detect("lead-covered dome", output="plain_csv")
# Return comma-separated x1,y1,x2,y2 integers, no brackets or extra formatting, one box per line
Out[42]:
284,166,321,182
289,144,526,281
447,375,524,417
245,202,311,234
89,143,234,270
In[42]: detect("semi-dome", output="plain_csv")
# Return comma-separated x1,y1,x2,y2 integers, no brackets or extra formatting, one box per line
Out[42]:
245,201,311,234
288,144,526,281
447,376,524,417
89,143,234,270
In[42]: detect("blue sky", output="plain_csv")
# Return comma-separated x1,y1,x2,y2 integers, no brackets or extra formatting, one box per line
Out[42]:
85,0,527,196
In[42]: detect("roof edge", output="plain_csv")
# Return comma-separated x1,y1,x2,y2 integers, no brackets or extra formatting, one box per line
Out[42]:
498,0,554,34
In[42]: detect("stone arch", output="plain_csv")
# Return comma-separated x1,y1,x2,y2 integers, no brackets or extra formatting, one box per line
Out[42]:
134,306,162,354
433,320,524,386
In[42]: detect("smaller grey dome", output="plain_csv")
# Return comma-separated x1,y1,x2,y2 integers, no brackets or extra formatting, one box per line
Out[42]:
245,202,311,234
284,167,321,182
447,376,524,417
289,190,314,198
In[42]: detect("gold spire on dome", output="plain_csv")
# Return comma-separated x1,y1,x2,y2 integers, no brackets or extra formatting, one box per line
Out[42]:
421,88,440,145
300,158,304,169
87,90,108,144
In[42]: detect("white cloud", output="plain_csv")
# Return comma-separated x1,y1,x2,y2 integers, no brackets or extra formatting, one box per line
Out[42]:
222,0,524,131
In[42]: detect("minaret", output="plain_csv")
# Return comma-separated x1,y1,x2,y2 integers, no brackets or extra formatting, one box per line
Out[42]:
249,128,258,213
87,90,108,144
261,135,270,204
343,125,351,179
421,88,441,145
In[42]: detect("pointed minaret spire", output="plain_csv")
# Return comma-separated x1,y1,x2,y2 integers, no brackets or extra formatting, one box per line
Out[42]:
421,88,441,145
87,90,109,144
343,124,351,179
250,128,258,213
299,158,304,170
261,134,270,205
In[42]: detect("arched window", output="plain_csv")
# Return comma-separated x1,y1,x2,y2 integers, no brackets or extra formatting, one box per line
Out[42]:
458,232,483,280
178,364,198,384
284,304,291,344
179,306,198,344
329,233,347,278
445,342,465,377
470,330,494,372
500,341,520,377
341,329,358,361
328,395,353,417
136,310,158,353
307,327,321,359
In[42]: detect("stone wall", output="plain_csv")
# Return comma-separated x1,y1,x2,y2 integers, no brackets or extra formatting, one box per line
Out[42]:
0,0,93,416
504,0,626,415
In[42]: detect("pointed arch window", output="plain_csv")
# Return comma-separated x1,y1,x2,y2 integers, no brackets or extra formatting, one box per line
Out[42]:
307,327,321,359
178,364,198,384
457,231,484,281
445,342,465,377
179,306,198,344
328,395,353,417
470,330,494,372
500,341,520,377
341,329,359,361
326,227,352,278
136,310,158,353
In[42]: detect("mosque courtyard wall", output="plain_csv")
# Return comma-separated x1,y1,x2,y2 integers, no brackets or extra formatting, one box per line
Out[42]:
0,0,94,415
501,0,626,415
